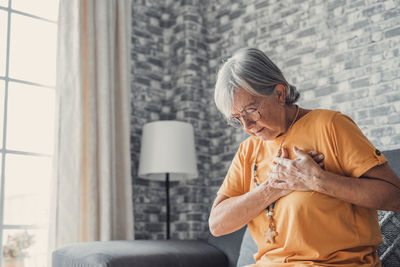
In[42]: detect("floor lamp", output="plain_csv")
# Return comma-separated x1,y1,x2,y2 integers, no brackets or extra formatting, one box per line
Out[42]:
138,121,198,239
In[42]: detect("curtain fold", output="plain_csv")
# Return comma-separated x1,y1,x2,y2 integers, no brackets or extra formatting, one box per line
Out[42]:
50,0,134,253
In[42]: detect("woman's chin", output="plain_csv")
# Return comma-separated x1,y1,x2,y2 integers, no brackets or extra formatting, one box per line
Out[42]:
255,129,279,141
257,135,271,141
255,130,271,140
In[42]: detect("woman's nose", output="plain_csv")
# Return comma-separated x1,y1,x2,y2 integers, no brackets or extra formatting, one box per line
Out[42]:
242,118,256,130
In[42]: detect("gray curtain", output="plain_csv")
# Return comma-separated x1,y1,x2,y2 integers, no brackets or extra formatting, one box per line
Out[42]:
49,0,134,256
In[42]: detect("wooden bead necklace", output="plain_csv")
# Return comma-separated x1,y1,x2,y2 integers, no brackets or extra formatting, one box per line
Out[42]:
252,105,300,244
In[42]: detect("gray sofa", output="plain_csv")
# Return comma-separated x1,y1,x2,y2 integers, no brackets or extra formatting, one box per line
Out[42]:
52,149,400,267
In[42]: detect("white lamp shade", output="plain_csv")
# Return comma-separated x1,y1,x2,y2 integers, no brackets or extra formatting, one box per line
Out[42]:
138,120,198,181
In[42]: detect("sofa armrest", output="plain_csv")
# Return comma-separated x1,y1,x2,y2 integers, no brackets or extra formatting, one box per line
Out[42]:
52,240,228,267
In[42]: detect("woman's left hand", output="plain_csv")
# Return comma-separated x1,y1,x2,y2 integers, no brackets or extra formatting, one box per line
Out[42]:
268,146,323,191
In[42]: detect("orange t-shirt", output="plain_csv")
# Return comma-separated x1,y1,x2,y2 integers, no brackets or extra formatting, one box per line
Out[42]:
217,109,386,266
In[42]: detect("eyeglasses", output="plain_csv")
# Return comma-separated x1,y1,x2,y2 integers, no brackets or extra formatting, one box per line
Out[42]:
227,99,266,129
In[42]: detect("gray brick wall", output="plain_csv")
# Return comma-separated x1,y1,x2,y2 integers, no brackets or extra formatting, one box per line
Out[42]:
131,0,167,240
131,0,400,253
131,0,211,240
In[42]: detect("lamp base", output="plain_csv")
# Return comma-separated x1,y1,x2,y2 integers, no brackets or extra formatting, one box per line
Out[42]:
166,172,170,240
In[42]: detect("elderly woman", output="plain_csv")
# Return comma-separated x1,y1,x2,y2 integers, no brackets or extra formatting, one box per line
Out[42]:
208,48,400,266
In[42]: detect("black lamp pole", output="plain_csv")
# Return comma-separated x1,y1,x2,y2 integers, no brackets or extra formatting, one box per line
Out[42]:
166,172,170,239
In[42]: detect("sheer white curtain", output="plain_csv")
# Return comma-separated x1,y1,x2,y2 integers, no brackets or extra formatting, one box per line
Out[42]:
50,0,134,252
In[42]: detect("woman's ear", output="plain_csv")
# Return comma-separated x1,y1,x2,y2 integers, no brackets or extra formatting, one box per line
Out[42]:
274,84,287,105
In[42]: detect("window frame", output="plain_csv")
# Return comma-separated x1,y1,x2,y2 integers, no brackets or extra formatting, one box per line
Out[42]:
0,1,58,266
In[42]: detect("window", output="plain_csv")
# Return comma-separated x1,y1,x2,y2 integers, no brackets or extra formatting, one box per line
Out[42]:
0,0,58,266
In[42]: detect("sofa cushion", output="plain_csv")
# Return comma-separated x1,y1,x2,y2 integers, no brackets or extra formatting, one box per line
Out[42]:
52,240,228,267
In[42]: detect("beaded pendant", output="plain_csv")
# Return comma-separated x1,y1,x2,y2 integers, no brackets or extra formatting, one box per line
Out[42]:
253,162,277,244
264,203,277,244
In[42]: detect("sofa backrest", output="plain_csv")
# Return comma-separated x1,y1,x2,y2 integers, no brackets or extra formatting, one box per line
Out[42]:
376,149,400,266
383,148,400,176
207,226,246,267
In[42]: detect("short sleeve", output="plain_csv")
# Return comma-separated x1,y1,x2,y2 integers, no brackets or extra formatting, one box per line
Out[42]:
217,142,247,197
330,112,387,178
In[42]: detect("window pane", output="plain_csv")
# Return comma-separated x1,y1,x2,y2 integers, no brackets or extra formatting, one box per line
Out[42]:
12,0,59,21
0,10,7,77
4,154,51,226
0,0,8,7
9,14,57,86
0,80,4,149
6,82,55,154
2,228,48,267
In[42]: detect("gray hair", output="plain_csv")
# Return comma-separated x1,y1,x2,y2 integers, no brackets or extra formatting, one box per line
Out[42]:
214,48,300,118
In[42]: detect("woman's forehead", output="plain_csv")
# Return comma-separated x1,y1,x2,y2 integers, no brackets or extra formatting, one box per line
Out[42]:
231,90,259,113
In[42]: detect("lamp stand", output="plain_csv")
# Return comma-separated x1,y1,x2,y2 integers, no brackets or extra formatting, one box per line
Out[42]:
166,172,170,239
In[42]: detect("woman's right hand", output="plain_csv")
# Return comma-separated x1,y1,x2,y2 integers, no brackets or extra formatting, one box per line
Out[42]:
279,147,325,169
267,147,324,195
263,183,292,204
264,180,292,200
266,147,294,199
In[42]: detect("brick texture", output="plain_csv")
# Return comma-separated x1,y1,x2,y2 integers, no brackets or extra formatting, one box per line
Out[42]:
131,0,211,240
131,1,400,261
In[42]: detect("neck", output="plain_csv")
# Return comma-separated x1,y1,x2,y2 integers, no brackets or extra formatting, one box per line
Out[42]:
284,105,300,133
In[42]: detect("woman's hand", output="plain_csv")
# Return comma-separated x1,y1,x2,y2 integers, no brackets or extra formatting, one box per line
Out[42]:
308,150,325,169
268,146,324,191
266,147,293,196
277,147,325,169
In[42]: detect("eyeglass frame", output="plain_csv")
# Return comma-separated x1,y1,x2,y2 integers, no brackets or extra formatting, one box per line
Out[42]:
227,98,267,128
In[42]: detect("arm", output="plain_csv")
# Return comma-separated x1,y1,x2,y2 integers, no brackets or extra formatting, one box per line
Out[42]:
314,162,400,212
269,147,400,212
209,184,290,237
209,148,323,236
